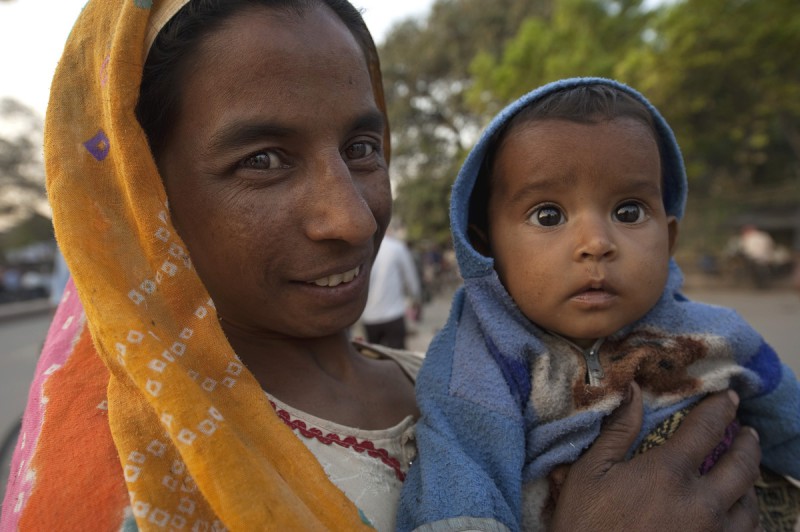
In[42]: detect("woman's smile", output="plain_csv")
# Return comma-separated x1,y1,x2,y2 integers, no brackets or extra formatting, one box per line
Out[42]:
308,265,361,287
293,259,371,307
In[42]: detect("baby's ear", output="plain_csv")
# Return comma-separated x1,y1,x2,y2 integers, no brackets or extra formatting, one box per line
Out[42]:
667,216,679,255
468,223,492,257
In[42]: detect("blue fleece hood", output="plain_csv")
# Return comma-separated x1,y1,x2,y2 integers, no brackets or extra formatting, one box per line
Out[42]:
450,77,688,280
398,78,799,532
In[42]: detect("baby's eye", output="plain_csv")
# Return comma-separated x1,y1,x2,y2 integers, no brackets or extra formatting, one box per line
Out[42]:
344,141,377,161
240,150,286,170
529,205,565,227
614,202,646,223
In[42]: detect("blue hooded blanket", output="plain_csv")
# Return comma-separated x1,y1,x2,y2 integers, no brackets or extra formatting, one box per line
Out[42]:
397,78,800,532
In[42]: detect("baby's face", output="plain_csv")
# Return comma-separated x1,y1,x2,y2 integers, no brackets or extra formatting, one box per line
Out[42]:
486,117,678,348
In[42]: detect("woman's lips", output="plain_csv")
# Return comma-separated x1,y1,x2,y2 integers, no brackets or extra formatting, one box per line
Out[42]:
293,262,370,309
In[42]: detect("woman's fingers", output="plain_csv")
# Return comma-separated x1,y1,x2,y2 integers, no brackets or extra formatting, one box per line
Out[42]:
703,425,761,519
581,382,643,469
549,384,645,531
553,389,762,532
655,391,761,528
662,390,740,471
722,487,762,532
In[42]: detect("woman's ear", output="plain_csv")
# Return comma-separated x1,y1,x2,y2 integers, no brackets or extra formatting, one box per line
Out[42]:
667,216,679,255
468,223,492,257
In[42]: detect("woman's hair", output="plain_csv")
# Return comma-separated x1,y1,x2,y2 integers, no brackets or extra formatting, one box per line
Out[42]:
469,84,664,238
135,0,380,161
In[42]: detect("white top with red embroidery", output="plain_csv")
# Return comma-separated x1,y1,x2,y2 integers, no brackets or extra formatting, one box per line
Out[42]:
268,394,416,532
266,344,422,532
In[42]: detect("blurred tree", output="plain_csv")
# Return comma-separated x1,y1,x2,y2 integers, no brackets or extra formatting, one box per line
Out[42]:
394,169,454,246
616,0,800,252
468,0,653,114
619,0,800,194
384,0,799,257
0,99,49,244
0,213,54,252
379,0,551,246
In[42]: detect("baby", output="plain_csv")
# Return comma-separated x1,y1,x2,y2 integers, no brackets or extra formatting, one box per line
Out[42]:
398,78,800,531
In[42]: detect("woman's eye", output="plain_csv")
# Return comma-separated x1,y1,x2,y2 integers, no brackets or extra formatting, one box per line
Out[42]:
240,150,285,170
529,205,565,227
614,202,646,223
344,141,376,160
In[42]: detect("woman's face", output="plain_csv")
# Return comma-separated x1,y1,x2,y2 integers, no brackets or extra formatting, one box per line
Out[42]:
157,5,391,340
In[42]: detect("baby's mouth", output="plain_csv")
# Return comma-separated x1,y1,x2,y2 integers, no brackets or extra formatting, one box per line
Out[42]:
572,280,616,299
308,265,361,287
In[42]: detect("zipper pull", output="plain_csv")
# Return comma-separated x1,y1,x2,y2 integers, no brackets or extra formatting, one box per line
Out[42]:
584,339,605,386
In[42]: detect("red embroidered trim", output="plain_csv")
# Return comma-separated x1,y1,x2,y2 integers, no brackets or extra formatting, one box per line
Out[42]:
269,400,406,481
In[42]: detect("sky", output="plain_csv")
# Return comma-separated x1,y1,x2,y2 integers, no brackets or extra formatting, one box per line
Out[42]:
0,0,435,118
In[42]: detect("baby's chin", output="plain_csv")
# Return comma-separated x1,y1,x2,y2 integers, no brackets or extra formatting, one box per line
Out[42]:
556,327,619,348
540,327,604,349
565,336,602,350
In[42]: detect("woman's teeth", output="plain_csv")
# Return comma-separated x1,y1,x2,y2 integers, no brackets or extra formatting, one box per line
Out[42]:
311,266,360,287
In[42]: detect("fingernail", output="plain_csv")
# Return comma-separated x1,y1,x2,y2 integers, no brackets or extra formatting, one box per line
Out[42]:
746,426,760,442
727,389,740,407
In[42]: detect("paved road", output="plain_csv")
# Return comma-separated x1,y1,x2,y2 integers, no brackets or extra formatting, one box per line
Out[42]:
0,310,53,442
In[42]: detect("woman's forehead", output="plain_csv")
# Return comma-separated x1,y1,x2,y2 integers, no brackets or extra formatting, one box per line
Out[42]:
162,5,380,157
182,8,374,117
197,4,362,65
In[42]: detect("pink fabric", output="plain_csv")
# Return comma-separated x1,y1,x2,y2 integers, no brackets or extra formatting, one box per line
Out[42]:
1,278,84,528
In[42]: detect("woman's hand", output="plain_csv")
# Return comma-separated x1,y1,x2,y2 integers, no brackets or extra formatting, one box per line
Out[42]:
552,383,762,531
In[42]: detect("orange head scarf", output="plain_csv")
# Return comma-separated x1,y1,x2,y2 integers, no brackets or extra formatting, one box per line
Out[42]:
1,0,388,529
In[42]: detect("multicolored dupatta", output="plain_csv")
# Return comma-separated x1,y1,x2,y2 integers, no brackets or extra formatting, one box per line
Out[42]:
1,0,388,529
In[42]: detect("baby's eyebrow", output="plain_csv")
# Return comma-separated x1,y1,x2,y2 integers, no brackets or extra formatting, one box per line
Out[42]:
616,177,662,198
505,176,571,204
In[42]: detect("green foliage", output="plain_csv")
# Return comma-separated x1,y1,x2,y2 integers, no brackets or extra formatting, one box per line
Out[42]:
0,99,48,252
0,100,58,257
382,0,800,258
468,0,653,113
380,0,552,246
0,213,54,252
625,0,800,190
616,0,800,255
394,167,458,247
0,99,44,194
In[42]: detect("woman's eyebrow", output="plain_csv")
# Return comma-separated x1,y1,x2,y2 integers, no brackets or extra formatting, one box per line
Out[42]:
207,121,294,153
206,111,385,153
348,109,385,134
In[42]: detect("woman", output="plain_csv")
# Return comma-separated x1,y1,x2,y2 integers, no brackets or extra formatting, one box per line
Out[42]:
1,1,760,530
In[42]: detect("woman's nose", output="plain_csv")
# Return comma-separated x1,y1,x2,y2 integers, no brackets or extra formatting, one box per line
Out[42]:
303,152,378,245
573,218,617,261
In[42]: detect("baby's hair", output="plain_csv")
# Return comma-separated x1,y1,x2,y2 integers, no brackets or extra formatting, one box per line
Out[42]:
468,84,665,240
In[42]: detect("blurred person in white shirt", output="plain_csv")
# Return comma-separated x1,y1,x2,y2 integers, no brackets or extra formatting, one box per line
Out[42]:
361,232,422,349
